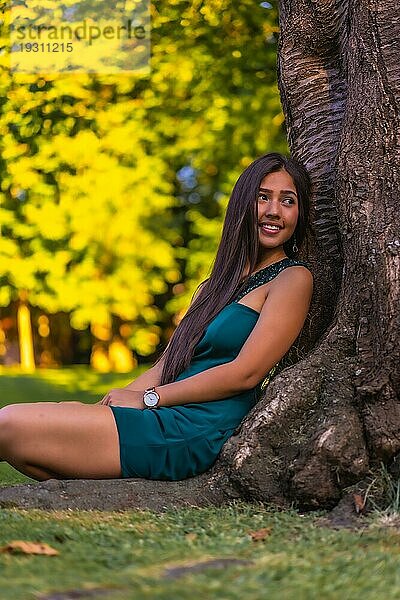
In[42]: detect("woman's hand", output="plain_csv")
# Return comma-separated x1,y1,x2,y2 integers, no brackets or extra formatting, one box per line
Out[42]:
99,388,144,409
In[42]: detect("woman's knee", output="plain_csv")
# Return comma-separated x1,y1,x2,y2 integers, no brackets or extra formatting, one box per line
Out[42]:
0,404,28,453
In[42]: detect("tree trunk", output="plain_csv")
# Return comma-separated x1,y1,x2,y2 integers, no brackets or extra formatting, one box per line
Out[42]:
211,0,400,509
2,0,398,512
17,294,35,372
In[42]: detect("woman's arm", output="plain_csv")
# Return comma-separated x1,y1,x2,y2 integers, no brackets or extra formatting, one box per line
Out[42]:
124,359,164,391
153,267,313,407
103,268,313,409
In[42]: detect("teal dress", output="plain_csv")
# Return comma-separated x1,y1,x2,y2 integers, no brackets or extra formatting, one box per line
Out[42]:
110,257,312,480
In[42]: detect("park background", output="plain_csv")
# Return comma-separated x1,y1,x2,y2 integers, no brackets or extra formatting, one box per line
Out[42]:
0,0,285,374
1,2,400,599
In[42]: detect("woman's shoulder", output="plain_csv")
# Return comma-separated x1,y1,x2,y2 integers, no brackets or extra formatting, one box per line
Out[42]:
283,257,313,279
272,259,314,293
286,256,312,269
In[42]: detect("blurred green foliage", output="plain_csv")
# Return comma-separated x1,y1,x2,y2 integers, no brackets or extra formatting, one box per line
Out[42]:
0,0,287,361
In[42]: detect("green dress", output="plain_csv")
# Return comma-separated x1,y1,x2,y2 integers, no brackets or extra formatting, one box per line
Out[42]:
110,257,312,480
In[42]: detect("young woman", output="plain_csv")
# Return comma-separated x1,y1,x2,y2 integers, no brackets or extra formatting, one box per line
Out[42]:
0,152,313,482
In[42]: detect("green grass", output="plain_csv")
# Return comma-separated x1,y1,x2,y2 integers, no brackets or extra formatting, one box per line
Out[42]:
0,367,400,600
1,503,400,600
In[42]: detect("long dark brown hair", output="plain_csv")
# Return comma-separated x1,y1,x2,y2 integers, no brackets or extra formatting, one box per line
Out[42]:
154,152,312,385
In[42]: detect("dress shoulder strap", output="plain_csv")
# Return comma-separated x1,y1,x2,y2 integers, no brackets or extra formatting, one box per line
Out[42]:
233,257,312,302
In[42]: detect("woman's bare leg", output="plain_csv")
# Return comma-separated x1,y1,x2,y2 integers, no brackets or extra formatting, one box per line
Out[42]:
0,401,123,480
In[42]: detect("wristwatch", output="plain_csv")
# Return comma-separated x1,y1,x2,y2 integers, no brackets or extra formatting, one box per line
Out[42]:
143,387,160,409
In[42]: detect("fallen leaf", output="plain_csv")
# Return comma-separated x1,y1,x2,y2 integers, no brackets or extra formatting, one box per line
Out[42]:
0,540,59,556
248,527,272,541
353,493,366,514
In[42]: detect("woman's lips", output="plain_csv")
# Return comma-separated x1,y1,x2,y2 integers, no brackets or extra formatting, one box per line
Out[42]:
259,224,282,235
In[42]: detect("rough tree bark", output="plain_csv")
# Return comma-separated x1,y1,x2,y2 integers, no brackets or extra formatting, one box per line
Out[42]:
214,0,400,510
1,0,399,512
215,0,399,510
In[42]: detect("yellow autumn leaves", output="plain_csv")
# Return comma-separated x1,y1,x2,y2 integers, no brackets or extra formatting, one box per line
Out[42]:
0,0,286,365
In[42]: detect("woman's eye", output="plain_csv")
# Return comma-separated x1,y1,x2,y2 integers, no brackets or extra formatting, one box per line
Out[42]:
258,193,295,204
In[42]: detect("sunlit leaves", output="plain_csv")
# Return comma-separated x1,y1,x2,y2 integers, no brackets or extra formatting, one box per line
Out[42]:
0,0,285,359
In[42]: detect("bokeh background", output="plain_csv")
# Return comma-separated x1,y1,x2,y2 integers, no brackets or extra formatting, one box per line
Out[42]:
0,0,287,374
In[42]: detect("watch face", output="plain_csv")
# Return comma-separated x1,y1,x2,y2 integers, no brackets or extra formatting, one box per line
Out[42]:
144,391,159,407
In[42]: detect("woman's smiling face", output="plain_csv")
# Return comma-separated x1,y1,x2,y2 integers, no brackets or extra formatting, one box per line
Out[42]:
257,169,299,253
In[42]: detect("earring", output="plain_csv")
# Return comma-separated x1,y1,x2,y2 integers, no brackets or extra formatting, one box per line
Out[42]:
292,235,298,253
